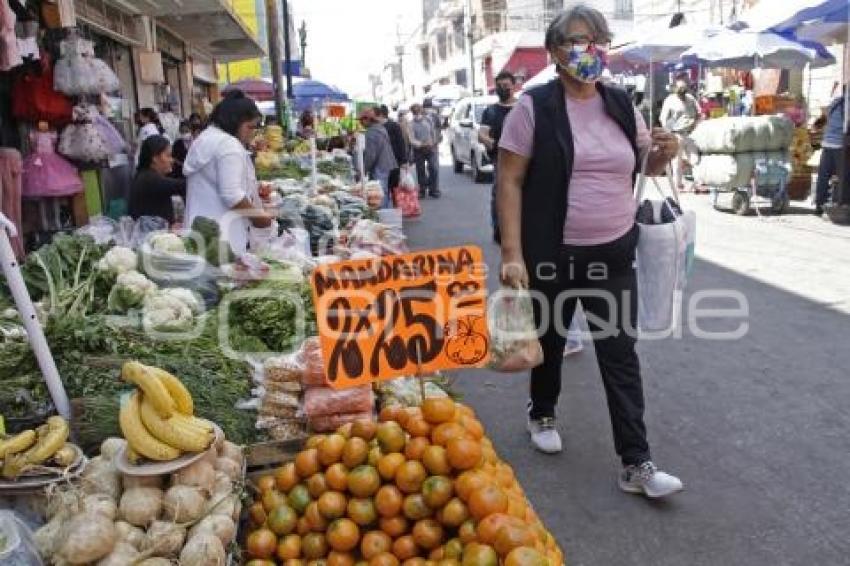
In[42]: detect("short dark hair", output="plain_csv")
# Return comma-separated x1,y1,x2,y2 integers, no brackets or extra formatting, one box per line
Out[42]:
210,90,262,138
178,120,190,133
376,104,390,118
139,107,164,134
494,71,516,84
137,135,170,172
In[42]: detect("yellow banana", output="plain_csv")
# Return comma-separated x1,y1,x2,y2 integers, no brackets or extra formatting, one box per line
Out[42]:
122,361,175,417
23,416,69,464
139,396,213,453
126,445,142,464
0,429,36,459
53,444,77,467
149,366,194,416
182,415,214,435
119,392,181,461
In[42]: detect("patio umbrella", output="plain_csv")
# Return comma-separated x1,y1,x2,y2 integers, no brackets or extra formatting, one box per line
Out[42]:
612,22,722,66
680,29,834,69
293,80,350,112
766,0,849,44
222,78,274,102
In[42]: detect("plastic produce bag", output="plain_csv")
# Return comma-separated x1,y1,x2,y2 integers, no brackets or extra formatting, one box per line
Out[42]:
138,242,221,307
486,288,543,372
303,386,374,418
0,510,43,565
75,215,119,244
309,411,373,433
264,352,305,384
300,337,328,388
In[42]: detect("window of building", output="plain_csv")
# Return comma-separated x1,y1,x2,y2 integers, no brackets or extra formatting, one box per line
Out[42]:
615,0,634,19
421,46,431,71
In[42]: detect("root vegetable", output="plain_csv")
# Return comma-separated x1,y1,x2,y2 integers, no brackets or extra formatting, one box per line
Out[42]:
218,441,243,465
142,520,186,558
82,456,121,501
214,457,240,481
119,487,163,527
53,444,78,467
46,488,81,521
34,516,64,559
180,533,226,566
82,493,117,520
96,542,139,566
172,460,215,494
136,558,174,566
114,521,145,550
123,473,164,490
163,485,206,522
212,471,232,496
208,493,239,521
99,437,125,461
56,512,116,564
189,514,236,546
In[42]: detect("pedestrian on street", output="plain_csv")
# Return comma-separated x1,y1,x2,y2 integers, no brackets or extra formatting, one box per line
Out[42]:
359,107,397,208
496,4,683,498
814,83,847,215
479,70,518,244
660,73,700,190
376,104,410,195
410,103,441,198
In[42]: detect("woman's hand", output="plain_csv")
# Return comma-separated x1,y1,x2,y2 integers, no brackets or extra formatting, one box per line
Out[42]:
500,249,529,289
650,128,679,161
250,211,273,229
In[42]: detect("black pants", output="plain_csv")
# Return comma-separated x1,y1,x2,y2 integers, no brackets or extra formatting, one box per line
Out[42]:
815,147,849,206
529,225,650,466
414,148,439,195
388,168,401,193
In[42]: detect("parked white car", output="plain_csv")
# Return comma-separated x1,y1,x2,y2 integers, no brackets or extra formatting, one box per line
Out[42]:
447,95,497,183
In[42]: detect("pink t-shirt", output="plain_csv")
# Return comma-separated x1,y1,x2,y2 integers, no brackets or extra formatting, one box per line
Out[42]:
499,93,651,246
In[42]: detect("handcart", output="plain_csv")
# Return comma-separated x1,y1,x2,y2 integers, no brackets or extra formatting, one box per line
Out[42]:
708,157,792,216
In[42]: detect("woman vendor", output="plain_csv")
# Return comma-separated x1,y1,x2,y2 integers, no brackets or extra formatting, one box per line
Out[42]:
128,135,186,224
183,90,272,255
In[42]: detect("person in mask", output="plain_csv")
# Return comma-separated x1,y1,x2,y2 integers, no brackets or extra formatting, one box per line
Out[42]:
660,73,700,190
496,4,682,498
170,121,192,178
479,70,517,244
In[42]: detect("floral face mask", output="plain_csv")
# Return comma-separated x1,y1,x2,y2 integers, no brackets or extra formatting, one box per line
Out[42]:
557,44,608,83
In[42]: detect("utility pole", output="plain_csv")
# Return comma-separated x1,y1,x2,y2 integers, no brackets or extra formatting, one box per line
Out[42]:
466,0,475,94
395,22,406,101
282,0,294,101
266,0,285,127
299,21,307,70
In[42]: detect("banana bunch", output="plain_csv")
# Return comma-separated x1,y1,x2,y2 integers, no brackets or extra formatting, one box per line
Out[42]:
1,416,75,479
265,125,284,152
119,361,215,462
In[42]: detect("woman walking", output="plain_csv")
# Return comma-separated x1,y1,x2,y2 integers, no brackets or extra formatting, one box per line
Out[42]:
496,4,683,498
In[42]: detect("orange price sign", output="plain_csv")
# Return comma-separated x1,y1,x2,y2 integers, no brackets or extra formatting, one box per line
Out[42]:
310,245,489,389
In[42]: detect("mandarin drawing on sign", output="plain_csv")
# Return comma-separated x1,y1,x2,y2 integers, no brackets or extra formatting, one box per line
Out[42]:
311,246,490,389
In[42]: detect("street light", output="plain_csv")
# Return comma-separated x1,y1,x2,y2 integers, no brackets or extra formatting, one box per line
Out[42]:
299,21,307,70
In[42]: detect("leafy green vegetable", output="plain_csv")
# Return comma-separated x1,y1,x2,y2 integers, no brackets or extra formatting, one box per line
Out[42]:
184,217,235,267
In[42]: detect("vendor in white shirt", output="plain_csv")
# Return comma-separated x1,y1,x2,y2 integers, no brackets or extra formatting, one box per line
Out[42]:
134,107,168,167
183,90,272,255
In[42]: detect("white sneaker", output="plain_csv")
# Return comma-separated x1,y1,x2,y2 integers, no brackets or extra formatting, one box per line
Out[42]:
526,416,562,454
619,461,683,498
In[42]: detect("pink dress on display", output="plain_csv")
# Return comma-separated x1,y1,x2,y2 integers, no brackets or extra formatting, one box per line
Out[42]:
22,130,83,197
0,0,22,71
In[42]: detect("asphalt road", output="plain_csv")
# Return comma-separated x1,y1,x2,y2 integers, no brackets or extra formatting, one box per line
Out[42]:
403,155,850,566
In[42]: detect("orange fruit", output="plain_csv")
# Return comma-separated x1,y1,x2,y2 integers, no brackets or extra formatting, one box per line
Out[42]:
468,485,509,520
429,547,445,561
368,446,383,467
375,484,404,517
249,501,267,526
369,551,400,566
476,514,517,546
422,446,451,476
444,538,463,559
284,560,306,566
301,532,328,560
402,493,433,521
377,452,406,481
459,542,498,566
348,465,381,498
319,434,347,466
328,550,357,566
395,461,427,494
296,448,321,478
458,519,478,544
392,535,419,560
503,546,548,566
306,435,326,449
412,519,444,550
342,437,370,469
262,489,288,513
456,415,484,440
352,419,377,441
327,518,360,552
405,436,430,460
437,497,469,528
506,496,527,520
297,516,311,536
455,403,475,419
401,559,427,566
495,464,516,489
376,422,406,454
326,463,349,492
422,476,454,509
268,504,299,536
277,533,302,560
379,515,409,537
288,484,312,514
257,474,277,493
405,417,432,439
318,491,348,520
493,524,539,557
337,422,353,439
305,501,328,532
421,397,456,425
246,528,278,559
379,405,404,423
446,438,482,471
347,497,378,526
431,423,469,447
436,560,460,566
246,560,277,566
455,471,492,502
276,462,300,492
360,530,392,560
307,473,329,499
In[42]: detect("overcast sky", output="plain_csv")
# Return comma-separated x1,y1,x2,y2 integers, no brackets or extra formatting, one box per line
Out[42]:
290,0,422,99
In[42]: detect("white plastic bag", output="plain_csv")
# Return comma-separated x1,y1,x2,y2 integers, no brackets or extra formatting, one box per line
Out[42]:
634,164,696,334
0,510,43,565
486,287,543,372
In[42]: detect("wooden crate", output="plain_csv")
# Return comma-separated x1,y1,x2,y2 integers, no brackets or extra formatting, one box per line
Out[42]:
244,437,306,479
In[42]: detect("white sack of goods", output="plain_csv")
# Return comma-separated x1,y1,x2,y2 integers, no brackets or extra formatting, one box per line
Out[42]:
690,116,794,154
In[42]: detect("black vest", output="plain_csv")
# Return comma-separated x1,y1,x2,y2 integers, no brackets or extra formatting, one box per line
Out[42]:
521,79,638,281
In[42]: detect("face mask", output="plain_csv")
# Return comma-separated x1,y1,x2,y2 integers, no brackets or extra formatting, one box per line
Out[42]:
558,45,607,83
495,85,512,101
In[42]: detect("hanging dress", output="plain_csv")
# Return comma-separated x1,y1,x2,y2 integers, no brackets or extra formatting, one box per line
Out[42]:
22,129,83,197
0,0,23,71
